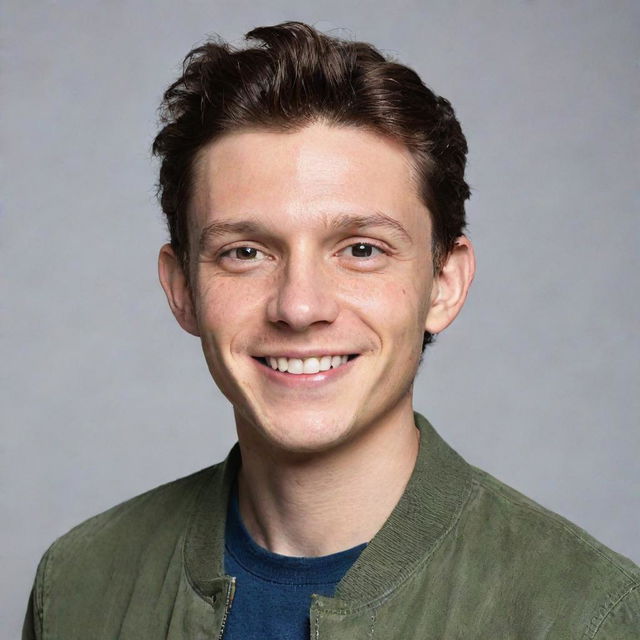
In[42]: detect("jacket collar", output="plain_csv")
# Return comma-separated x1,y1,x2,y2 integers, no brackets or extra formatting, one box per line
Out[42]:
184,413,472,605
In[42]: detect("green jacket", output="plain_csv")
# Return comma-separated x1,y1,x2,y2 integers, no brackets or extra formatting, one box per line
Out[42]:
24,414,639,639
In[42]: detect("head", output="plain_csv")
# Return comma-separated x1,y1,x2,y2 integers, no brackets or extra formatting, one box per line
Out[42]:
153,22,471,348
154,22,474,453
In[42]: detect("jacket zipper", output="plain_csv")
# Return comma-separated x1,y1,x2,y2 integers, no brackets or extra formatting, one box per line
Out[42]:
216,577,236,640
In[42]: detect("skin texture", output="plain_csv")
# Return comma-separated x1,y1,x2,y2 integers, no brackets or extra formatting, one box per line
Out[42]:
159,122,475,555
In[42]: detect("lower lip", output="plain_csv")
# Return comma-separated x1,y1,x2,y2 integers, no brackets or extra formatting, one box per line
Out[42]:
252,357,357,387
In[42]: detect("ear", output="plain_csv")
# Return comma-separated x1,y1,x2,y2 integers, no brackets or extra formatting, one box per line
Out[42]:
158,244,200,336
425,235,475,335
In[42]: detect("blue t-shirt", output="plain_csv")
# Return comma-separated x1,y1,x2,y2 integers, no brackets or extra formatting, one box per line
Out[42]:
223,487,367,640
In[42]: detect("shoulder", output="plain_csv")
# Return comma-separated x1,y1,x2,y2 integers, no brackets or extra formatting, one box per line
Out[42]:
462,465,640,636
468,465,639,579
36,463,222,591
51,463,219,554
25,463,227,638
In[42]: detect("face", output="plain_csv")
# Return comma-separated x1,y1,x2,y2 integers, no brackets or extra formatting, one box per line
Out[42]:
160,122,473,454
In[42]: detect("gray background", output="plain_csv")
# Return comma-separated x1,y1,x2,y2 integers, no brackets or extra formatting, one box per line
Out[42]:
2,1,638,636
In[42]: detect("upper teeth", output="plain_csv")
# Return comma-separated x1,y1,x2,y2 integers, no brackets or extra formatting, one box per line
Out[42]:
266,355,349,374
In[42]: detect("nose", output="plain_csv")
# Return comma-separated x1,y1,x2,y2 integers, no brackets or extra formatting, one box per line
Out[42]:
266,255,340,331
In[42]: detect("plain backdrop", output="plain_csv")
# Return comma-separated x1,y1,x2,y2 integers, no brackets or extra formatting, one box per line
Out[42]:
2,1,639,636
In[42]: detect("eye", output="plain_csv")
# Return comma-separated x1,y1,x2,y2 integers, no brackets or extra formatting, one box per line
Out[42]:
224,246,265,260
345,242,384,258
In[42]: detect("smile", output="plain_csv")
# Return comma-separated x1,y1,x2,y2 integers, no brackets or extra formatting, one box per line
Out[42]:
255,355,358,375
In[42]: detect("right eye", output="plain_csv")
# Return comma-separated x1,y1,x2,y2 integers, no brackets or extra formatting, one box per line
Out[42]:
222,247,266,261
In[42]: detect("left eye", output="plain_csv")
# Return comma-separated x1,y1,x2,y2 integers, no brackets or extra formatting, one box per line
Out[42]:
345,243,383,258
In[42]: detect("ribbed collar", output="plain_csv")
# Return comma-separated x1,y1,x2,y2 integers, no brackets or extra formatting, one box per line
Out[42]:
184,413,472,605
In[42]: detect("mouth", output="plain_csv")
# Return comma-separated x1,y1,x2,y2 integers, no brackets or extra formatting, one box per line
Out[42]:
253,354,359,375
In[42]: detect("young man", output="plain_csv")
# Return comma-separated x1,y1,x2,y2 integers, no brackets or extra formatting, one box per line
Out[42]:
24,22,639,639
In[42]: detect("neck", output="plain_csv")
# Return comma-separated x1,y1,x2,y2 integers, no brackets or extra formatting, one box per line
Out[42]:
234,403,420,557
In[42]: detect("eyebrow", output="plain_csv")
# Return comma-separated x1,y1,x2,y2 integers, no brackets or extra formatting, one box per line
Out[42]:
199,220,267,251
198,211,411,251
327,212,411,242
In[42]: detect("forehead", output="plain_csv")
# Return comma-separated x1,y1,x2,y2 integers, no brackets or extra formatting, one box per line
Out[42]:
189,122,428,235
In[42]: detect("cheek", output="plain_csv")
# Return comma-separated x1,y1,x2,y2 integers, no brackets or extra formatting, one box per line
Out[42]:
348,276,428,330
195,279,266,399
195,277,266,349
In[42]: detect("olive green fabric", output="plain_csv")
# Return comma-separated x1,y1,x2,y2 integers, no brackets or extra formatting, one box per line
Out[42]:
23,414,640,638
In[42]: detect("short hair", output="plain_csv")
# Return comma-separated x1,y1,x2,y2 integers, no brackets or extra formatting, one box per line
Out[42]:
152,21,470,349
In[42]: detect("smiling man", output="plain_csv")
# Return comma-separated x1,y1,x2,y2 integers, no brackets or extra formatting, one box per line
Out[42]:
23,22,639,640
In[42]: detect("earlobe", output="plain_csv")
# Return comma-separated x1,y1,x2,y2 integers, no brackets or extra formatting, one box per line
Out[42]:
425,236,475,335
158,244,200,336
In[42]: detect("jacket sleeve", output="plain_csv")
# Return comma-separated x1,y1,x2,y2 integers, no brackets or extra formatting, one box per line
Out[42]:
22,547,51,640
22,587,41,640
592,584,640,639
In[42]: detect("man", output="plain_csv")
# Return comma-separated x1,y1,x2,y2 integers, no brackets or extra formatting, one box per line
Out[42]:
23,21,639,639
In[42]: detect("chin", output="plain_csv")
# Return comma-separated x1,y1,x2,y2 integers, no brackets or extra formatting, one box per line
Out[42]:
237,406,358,456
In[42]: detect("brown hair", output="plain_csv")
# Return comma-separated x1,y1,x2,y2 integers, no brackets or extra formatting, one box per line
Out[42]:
152,21,470,347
